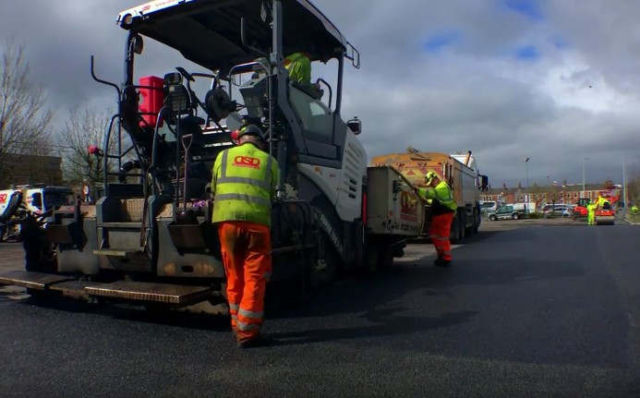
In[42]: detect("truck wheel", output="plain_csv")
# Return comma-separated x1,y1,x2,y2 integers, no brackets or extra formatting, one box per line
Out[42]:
365,239,394,271
451,211,464,244
473,208,480,234
512,213,519,220
489,215,496,221
450,214,459,243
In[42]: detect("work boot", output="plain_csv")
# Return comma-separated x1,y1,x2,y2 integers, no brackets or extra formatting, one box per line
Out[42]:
434,258,451,267
237,334,275,349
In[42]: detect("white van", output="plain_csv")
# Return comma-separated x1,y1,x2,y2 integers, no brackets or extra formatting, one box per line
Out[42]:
510,202,536,214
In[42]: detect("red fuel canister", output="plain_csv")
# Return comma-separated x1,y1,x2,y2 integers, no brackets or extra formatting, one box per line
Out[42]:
138,76,164,128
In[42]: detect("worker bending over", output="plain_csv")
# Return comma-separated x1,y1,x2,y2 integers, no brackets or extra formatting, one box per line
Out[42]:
211,124,279,348
418,171,457,267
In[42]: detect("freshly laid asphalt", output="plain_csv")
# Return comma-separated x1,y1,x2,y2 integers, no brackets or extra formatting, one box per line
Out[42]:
1,218,639,396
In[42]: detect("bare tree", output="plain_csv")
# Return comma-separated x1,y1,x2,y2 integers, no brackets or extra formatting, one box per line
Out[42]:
0,42,53,185
57,106,114,189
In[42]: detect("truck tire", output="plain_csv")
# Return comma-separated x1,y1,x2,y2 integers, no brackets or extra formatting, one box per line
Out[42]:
473,208,480,233
459,211,466,242
465,208,477,236
451,211,464,244
365,237,394,271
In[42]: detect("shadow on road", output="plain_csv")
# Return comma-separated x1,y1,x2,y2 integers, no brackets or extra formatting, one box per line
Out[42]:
15,293,231,332
271,308,477,346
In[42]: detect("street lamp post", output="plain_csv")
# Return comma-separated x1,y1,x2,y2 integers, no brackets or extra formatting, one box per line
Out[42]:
582,157,589,195
623,156,627,212
524,157,530,213
524,157,530,189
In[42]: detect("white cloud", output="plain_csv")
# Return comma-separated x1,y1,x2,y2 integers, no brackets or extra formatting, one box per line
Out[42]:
1,0,640,186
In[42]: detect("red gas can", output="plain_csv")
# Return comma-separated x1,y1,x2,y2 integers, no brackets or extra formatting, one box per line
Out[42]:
138,76,164,128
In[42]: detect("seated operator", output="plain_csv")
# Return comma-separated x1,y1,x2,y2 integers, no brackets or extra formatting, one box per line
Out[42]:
284,52,323,99
284,52,311,85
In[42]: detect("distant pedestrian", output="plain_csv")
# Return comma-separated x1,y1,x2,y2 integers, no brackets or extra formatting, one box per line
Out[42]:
587,202,596,226
418,171,457,267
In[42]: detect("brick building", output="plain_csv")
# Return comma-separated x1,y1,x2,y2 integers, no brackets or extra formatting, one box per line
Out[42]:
481,185,621,208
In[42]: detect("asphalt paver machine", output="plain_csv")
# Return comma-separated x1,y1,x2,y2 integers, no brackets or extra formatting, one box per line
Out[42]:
0,0,369,306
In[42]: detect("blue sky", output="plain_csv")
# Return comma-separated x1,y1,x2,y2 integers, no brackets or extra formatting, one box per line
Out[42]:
516,45,539,60
424,31,461,53
503,0,543,20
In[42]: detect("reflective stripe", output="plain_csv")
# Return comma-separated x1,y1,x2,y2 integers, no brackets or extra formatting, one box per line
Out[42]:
214,194,271,207
238,308,264,319
220,150,229,177
236,320,261,331
217,176,271,191
228,303,239,311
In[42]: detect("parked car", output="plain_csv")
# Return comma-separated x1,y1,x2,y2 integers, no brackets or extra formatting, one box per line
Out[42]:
488,205,525,221
480,200,501,215
542,204,572,218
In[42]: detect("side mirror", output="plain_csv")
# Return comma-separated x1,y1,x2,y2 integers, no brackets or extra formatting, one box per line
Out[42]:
480,175,489,192
392,179,401,194
132,34,144,55
347,117,362,135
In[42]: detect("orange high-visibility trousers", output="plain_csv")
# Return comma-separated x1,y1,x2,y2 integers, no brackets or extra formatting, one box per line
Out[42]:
217,221,272,342
430,212,454,261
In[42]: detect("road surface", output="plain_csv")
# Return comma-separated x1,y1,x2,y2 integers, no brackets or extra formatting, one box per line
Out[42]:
1,218,639,396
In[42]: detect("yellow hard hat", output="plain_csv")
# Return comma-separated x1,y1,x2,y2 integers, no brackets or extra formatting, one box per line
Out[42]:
425,171,438,184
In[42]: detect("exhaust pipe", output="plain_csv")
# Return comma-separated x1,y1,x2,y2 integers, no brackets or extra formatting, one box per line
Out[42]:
464,150,472,166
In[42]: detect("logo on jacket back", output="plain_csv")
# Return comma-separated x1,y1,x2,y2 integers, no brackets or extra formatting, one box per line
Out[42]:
233,156,261,169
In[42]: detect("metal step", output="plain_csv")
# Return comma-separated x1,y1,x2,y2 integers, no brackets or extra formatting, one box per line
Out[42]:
0,271,213,305
100,222,142,229
0,271,74,290
93,249,134,257
84,281,212,305
48,280,94,300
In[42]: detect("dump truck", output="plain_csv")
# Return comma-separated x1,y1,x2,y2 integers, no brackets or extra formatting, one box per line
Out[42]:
371,149,488,242
0,0,421,307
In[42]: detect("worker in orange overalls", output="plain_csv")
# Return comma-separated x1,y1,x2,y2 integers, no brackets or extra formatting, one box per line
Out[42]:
212,124,279,348
418,171,458,267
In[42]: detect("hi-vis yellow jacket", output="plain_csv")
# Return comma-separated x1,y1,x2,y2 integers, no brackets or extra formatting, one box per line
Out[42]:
419,181,457,213
211,143,279,226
